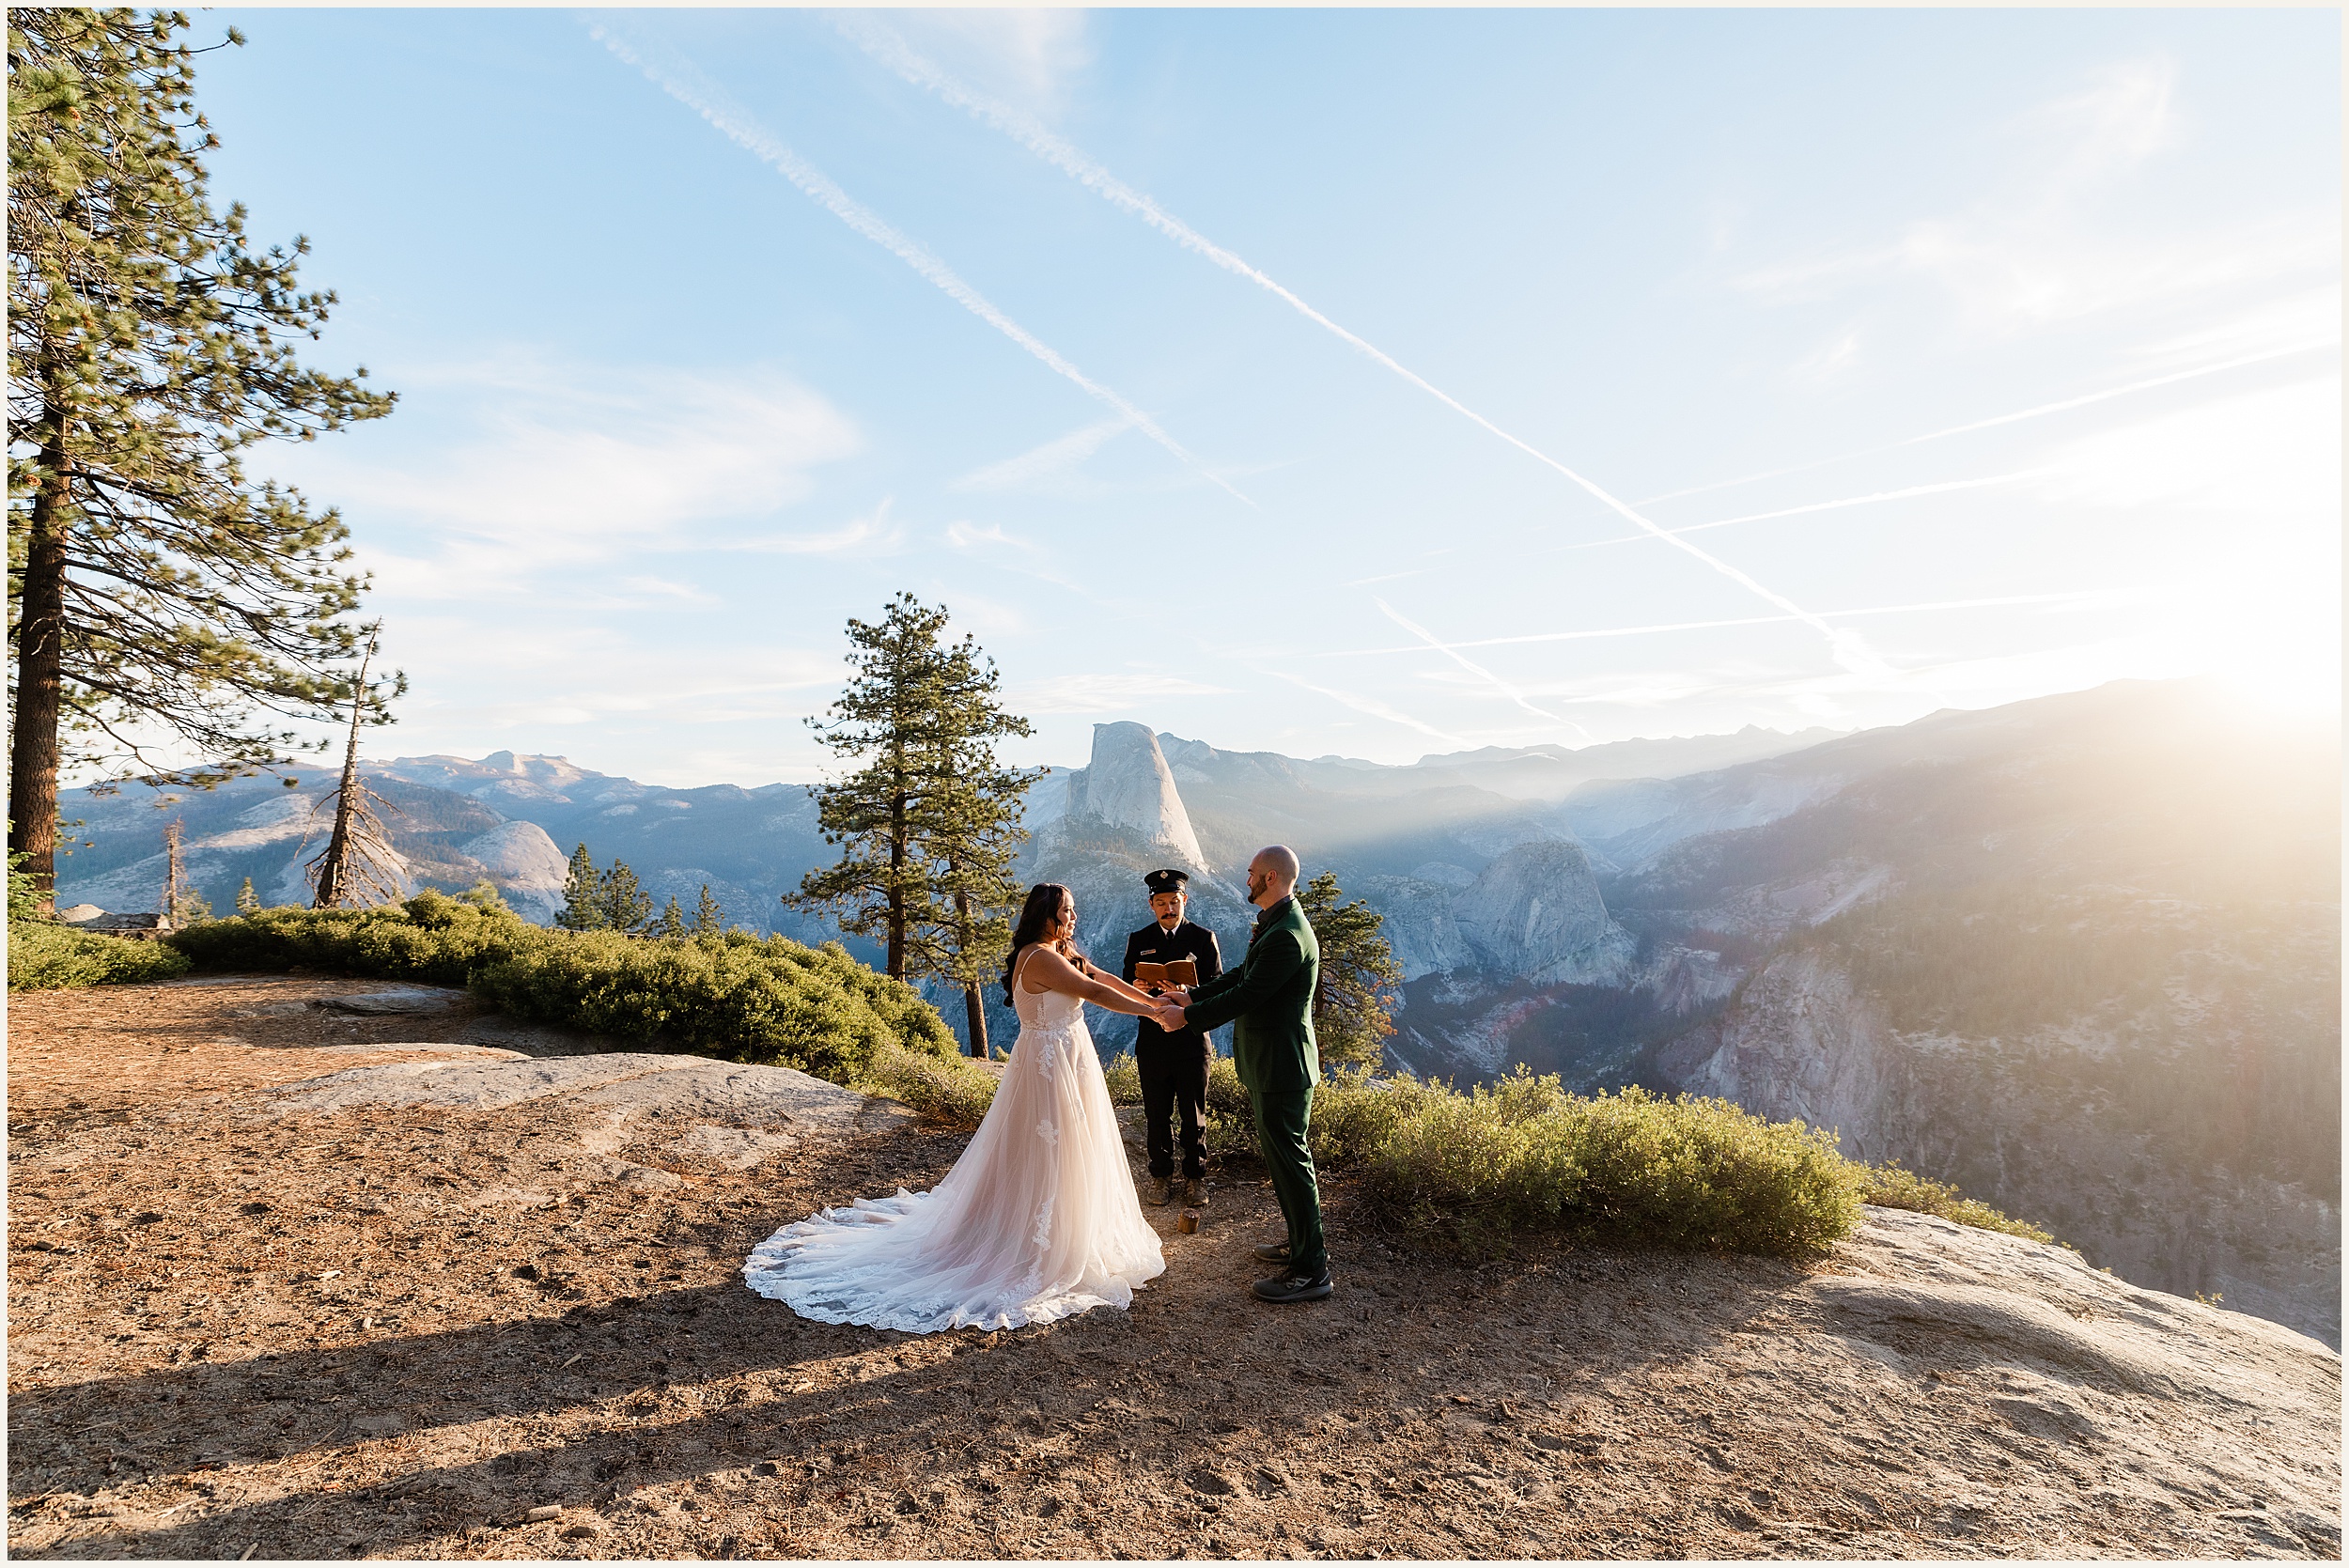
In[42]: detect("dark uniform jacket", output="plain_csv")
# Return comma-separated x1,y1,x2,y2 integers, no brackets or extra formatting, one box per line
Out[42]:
1121,919,1223,1053
1179,895,1319,1094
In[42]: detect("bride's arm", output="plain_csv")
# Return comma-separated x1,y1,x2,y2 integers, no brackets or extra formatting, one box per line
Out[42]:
1026,947,1160,1017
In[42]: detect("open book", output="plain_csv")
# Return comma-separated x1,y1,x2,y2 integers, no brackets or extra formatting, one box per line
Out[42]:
1134,958,1198,988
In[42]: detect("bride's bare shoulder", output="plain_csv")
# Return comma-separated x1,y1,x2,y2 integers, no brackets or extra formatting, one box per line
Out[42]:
1018,943,1076,994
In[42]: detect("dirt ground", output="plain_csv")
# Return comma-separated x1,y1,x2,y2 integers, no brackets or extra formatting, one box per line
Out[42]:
7,975,2338,1560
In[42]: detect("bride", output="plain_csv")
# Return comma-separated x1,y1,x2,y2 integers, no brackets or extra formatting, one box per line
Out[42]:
744,883,1171,1332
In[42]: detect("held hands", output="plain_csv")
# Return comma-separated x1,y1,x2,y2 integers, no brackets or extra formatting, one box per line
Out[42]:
1150,1001,1189,1032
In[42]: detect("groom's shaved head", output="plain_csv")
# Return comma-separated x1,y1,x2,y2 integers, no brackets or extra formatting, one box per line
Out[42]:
1253,846,1300,885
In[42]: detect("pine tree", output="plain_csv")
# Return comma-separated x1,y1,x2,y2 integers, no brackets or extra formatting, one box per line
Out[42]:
7,11,399,909
691,883,723,936
555,843,602,930
1297,871,1405,1072
598,859,653,935
786,594,1038,1053
654,894,685,939
234,875,258,914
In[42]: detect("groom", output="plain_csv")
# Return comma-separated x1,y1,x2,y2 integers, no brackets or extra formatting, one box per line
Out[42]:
1152,845,1330,1304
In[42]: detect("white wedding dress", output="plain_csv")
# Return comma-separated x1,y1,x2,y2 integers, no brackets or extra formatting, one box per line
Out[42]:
743,949,1166,1332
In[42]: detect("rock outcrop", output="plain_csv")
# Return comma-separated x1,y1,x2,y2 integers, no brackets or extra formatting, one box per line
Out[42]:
1659,945,2345,1349
1059,722,1209,872
1451,839,1634,986
457,820,569,923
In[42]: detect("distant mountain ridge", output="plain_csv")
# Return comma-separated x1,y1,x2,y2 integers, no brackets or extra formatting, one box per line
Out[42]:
53,683,2337,1342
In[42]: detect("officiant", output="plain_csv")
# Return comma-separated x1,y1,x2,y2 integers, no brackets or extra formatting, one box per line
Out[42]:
1121,868,1223,1208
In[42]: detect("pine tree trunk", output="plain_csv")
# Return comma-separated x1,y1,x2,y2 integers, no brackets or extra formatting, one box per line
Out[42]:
8,389,70,913
885,747,907,979
954,885,988,1058
963,981,990,1061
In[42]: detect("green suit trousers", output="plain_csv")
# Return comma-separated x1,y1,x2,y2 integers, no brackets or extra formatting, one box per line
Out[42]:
1250,1087,1327,1279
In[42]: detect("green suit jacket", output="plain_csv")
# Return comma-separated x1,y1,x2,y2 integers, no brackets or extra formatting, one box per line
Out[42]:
1180,894,1319,1094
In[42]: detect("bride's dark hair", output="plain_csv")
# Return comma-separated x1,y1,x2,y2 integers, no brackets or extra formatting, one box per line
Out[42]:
1001,883,1086,1005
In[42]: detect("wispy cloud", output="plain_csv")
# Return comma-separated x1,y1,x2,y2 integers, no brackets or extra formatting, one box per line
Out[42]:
279,356,862,587
1731,60,2332,334
950,417,1131,495
1009,673,1236,714
711,502,906,556
842,15,1882,680
591,22,1250,508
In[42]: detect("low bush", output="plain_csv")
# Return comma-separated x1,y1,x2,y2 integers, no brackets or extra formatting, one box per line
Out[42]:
8,918,192,990
163,894,956,1084
1101,1052,1142,1106
1200,1065,1863,1259
859,1042,1002,1126
1860,1161,2054,1244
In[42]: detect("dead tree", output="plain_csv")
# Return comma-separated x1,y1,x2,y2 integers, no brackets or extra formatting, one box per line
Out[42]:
160,817,187,928
305,629,405,908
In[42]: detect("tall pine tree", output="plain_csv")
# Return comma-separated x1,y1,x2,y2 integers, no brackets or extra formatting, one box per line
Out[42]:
555,843,601,930
786,593,1037,1055
1296,871,1404,1071
8,11,397,908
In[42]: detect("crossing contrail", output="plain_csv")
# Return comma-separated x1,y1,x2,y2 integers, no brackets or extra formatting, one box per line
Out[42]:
592,23,1251,508
1637,338,2336,505
1373,597,1591,737
841,17,1888,680
1315,586,2152,657
1562,472,2036,551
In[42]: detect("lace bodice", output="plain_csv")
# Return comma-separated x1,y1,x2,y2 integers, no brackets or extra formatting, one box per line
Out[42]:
1013,946,1086,1033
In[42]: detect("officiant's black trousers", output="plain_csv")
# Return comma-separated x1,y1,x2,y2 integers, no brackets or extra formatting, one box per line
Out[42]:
1137,1039,1209,1180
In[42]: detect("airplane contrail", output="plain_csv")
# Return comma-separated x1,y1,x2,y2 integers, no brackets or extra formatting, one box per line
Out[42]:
1561,472,2036,551
842,17,1887,680
1315,586,2153,657
1266,670,1468,748
1373,597,1591,737
1637,338,2336,505
592,23,1252,508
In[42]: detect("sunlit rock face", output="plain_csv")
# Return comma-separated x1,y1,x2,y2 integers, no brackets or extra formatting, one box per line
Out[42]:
1451,839,1634,986
1062,722,1209,872
459,820,569,924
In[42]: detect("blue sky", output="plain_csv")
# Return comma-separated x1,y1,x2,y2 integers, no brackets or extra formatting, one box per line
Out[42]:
188,8,2340,785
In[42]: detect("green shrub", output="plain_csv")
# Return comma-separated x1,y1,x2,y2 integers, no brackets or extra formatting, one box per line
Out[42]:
163,896,955,1084
1101,1051,1142,1106
1860,1161,2055,1244
1201,1065,1865,1260
859,1042,1001,1126
8,918,193,990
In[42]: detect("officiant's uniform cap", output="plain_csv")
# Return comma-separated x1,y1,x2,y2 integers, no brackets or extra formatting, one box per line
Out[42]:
1143,869,1190,894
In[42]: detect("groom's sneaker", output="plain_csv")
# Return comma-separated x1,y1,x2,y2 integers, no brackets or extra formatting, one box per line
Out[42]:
1251,1240,1291,1264
1252,1269,1333,1304
1144,1176,1174,1207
